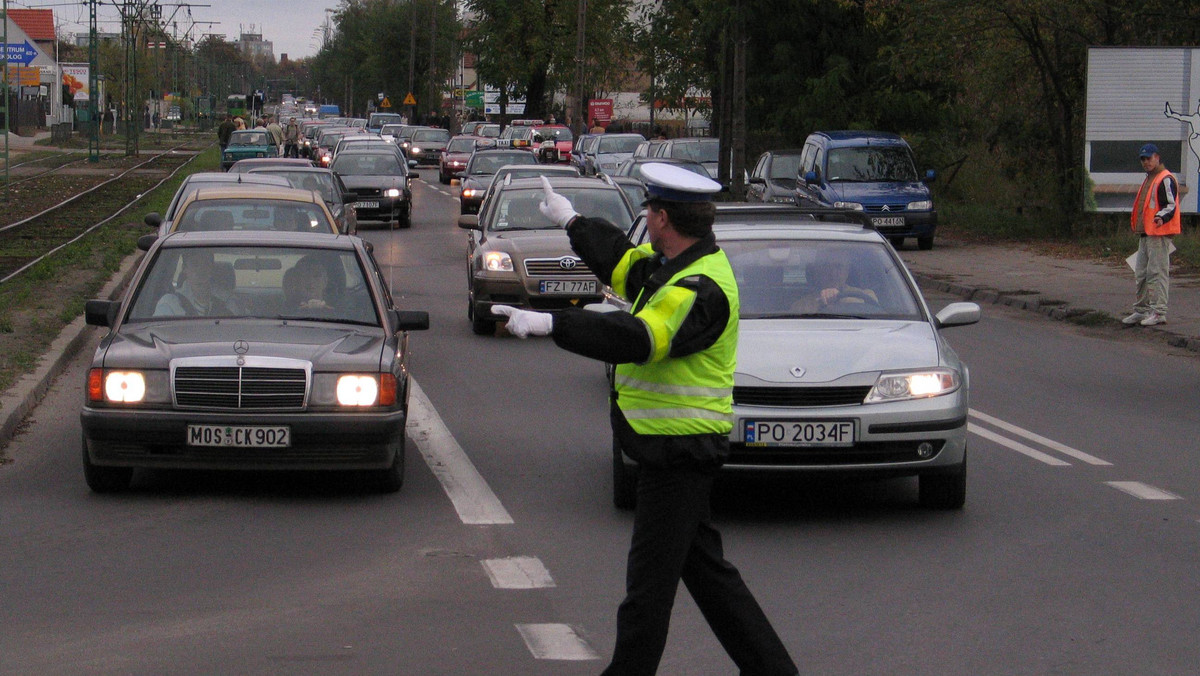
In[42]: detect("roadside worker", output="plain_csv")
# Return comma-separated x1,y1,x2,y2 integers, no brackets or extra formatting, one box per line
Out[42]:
1124,143,1180,327
217,115,235,151
492,168,799,676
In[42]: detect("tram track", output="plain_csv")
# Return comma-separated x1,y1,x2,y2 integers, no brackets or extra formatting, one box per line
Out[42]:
0,140,209,283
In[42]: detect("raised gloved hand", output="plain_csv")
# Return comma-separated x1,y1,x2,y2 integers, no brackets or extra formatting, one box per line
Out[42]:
492,305,554,338
538,176,579,227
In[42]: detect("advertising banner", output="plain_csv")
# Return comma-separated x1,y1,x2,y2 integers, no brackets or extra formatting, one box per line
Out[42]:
61,64,90,102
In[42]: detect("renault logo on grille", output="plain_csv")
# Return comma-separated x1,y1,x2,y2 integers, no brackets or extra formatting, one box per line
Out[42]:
233,340,250,354
790,366,806,378
559,257,578,270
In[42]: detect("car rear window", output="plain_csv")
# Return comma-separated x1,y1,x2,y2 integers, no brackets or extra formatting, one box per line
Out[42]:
413,129,451,142
173,199,336,235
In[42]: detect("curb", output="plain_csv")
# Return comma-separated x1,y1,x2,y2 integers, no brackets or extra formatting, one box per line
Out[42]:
0,252,143,454
912,272,1200,353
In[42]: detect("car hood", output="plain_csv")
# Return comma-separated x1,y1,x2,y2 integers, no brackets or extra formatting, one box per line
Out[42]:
829,180,930,205
101,321,387,371
339,175,407,191
736,319,941,384
488,230,576,259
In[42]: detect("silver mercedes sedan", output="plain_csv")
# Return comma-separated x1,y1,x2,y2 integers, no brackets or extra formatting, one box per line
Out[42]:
614,205,980,509
80,231,429,493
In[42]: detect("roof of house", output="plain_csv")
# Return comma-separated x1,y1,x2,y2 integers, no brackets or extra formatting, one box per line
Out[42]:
7,9,56,42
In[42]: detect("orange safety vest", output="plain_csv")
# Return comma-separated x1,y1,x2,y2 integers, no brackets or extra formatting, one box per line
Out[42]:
1131,168,1182,236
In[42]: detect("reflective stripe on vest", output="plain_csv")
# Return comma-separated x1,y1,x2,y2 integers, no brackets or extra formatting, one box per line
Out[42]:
1131,169,1182,236
613,249,739,436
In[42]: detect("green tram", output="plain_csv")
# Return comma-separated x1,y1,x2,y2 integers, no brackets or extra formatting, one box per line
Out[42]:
226,94,249,118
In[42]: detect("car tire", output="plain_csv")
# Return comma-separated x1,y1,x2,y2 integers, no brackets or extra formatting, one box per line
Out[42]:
440,172,450,185
612,437,638,510
472,312,495,335
917,236,934,251
82,434,133,493
398,205,411,229
919,449,966,510
375,433,406,493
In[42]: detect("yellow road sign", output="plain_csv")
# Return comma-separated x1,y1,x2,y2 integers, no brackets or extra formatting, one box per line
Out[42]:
381,97,392,108
403,92,417,106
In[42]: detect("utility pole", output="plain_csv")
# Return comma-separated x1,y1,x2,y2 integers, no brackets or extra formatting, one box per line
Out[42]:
3,0,10,198
408,4,416,123
88,0,99,161
572,0,586,136
429,0,436,124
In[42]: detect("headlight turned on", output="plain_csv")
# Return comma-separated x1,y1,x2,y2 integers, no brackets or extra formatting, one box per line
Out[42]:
385,188,401,197
336,374,398,406
865,369,959,403
461,188,479,199
89,369,146,403
483,251,513,272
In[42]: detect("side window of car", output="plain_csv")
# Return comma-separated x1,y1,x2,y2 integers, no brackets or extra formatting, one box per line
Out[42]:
752,153,768,179
812,148,824,182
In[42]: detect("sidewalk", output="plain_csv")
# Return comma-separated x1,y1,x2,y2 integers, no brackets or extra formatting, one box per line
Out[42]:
899,236,1200,352
3,129,52,150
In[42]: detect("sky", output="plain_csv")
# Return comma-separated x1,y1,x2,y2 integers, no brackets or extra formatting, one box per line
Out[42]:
17,0,338,61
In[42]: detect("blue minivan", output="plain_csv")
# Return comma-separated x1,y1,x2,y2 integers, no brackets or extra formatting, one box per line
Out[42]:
793,131,937,250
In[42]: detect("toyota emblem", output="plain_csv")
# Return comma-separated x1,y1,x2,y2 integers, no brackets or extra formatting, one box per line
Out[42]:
233,340,250,354
559,257,578,270
790,366,806,378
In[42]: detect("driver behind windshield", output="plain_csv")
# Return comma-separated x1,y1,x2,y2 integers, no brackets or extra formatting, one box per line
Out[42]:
791,252,877,313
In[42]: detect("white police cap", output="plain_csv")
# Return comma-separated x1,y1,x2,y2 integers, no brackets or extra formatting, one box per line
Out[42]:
640,162,721,203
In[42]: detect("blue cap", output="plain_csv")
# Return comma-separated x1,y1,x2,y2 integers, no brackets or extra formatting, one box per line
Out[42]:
1139,143,1159,158
640,162,722,203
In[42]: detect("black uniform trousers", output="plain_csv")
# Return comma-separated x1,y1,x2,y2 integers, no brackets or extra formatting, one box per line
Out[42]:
602,463,798,676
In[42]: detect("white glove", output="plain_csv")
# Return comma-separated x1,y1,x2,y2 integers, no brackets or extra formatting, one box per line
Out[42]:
492,305,554,338
539,176,578,227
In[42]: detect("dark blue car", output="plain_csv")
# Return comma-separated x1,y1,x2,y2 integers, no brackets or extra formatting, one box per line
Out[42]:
793,131,937,250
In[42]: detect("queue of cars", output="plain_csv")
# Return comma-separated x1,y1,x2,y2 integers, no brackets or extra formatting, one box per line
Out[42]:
89,110,967,510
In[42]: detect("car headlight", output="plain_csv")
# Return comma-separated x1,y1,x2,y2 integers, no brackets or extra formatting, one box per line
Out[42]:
385,188,401,198
411,147,422,154
336,374,398,406
865,369,960,403
483,251,513,272
834,201,863,211
462,188,479,199
907,200,933,211
90,369,146,404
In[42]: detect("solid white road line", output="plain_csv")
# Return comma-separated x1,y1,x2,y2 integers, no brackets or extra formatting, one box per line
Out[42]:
968,423,1070,466
969,409,1112,465
482,556,556,589
515,624,600,661
1105,481,1182,500
406,378,514,525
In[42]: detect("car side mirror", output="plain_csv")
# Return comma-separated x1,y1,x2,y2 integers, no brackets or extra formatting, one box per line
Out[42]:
924,169,937,183
341,193,357,204
389,309,430,332
409,171,420,180
935,302,981,329
458,214,481,230
804,170,819,185
144,212,162,228
747,177,765,185
408,160,419,169
137,233,158,251
85,299,118,327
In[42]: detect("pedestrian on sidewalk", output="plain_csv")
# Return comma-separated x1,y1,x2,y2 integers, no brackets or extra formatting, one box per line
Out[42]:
493,168,799,676
1124,143,1180,327
217,115,235,151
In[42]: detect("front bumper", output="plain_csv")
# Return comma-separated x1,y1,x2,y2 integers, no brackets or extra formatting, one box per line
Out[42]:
868,210,937,239
349,195,410,223
472,273,603,316
81,407,406,471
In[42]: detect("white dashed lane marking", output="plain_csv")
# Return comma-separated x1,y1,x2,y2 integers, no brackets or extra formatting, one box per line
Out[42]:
482,556,556,589
515,624,600,661
1105,481,1182,500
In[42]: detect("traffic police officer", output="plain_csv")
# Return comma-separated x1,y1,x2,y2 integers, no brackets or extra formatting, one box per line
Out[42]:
494,166,798,676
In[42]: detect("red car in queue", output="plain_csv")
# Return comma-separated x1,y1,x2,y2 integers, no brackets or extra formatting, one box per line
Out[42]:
440,135,495,185
532,124,574,164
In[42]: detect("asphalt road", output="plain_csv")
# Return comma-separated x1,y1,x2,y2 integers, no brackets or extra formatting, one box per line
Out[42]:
2,176,1199,675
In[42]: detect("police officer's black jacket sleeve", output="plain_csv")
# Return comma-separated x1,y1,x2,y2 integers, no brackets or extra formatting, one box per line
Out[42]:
552,307,652,363
563,215,633,286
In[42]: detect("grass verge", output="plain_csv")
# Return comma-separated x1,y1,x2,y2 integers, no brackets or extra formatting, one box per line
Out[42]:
0,144,219,400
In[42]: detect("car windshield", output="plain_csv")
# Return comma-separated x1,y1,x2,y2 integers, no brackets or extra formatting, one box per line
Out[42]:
627,161,708,181
332,153,403,175
447,138,477,153
469,153,538,174
173,199,336,234
491,187,633,232
667,140,719,163
768,154,803,180
476,125,501,138
229,132,271,147
126,245,378,326
413,129,450,143
319,133,344,148
537,127,573,142
827,146,918,182
723,239,922,320
259,171,338,202
597,137,642,154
